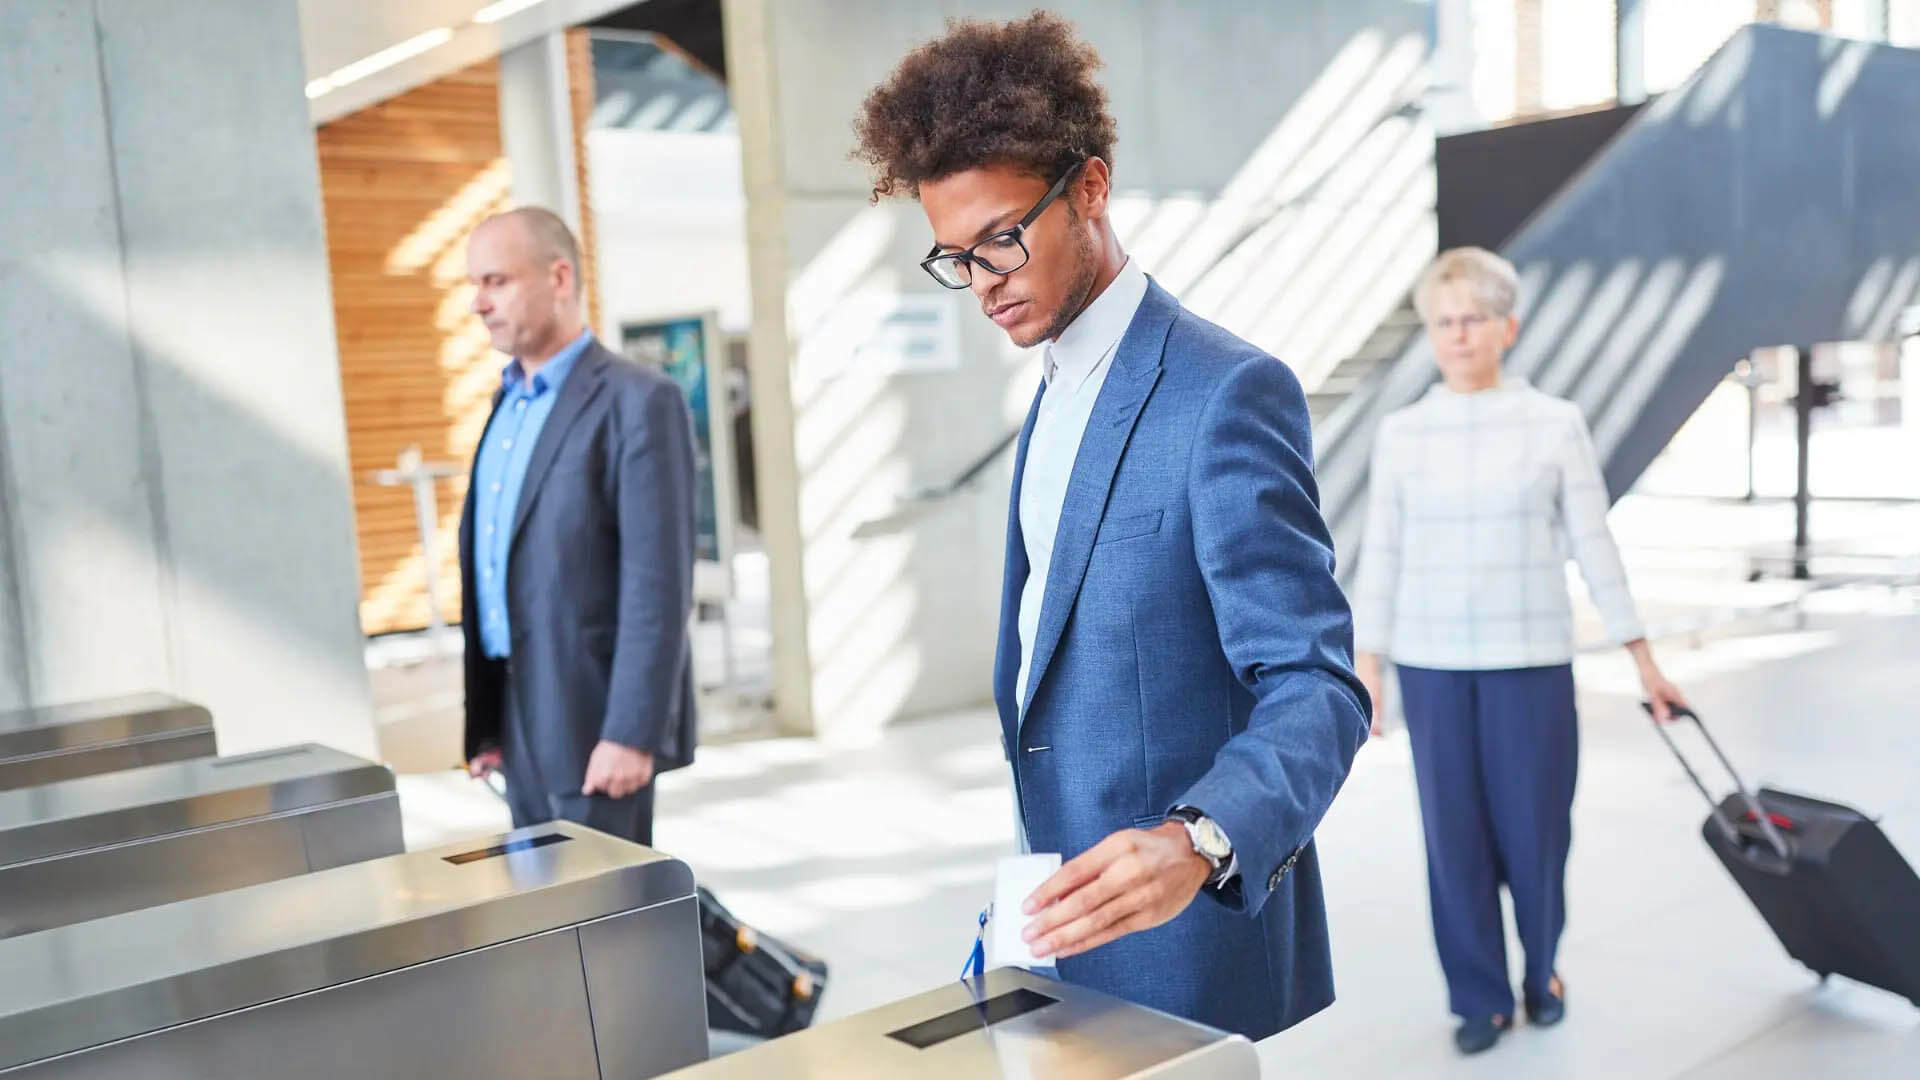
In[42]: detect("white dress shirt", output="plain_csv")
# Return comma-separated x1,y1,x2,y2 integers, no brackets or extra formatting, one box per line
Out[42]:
1014,257,1151,710
1352,376,1646,670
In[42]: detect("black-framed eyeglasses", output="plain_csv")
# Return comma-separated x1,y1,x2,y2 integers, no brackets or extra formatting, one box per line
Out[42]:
920,163,1083,289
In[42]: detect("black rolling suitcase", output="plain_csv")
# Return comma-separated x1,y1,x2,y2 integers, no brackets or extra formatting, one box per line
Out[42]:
696,885,830,1037
1652,705,1920,1006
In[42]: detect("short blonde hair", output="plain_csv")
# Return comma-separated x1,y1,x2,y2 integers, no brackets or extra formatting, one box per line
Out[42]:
1413,247,1519,321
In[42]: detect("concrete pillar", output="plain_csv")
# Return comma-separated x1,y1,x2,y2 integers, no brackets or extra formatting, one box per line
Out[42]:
0,2,172,712
721,0,816,737
499,32,585,238
0,0,377,760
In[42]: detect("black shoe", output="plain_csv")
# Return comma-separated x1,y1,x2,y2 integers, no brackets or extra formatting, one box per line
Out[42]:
1453,1014,1511,1055
1525,974,1567,1028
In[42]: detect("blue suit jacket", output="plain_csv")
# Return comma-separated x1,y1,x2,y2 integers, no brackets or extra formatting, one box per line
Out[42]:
994,280,1371,1040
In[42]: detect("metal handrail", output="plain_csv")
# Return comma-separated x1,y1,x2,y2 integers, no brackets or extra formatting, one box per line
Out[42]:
899,429,1021,505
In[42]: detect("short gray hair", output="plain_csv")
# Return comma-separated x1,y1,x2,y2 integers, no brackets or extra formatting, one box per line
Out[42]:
1413,246,1519,321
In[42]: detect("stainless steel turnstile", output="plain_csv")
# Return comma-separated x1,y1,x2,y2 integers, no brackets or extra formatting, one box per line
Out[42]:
0,692,214,790
664,967,1261,1079
0,820,707,1079
0,743,401,939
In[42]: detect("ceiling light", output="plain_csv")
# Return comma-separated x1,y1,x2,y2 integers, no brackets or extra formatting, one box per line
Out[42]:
305,26,455,99
473,0,546,24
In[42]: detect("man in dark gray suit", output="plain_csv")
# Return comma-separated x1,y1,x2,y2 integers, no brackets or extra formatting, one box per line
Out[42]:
460,207,697,845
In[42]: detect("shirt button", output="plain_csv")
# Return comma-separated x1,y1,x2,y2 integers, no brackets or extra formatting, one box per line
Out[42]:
481,568,491,579
502,439,513,450
490,483,501,493
516,400,527,410
489,609,501,620
485,525,495,536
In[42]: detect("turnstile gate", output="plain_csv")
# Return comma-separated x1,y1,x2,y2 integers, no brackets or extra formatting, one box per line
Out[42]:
0,742,401,938
663,967,1260,1079
0,820,708,1078
0,692,214,790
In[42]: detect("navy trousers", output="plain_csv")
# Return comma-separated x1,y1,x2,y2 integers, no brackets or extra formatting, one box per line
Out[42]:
497,663,656,846
1397,663,1579,1019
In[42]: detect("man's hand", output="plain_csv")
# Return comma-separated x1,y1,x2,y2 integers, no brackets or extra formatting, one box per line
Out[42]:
582,740,655,799
1021,822,1211,961
467,748,504,778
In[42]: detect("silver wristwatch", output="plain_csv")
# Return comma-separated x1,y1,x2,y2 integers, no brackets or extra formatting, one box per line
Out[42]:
1167,806,1235,886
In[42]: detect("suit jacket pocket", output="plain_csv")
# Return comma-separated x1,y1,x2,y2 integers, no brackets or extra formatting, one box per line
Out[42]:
1095,510,1163,545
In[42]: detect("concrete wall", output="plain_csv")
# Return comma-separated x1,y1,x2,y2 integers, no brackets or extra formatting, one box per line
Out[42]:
0,0,378,759
588,129,753,335
725,0,1431,740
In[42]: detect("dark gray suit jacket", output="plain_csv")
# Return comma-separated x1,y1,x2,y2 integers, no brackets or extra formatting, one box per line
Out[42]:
460,339,699,792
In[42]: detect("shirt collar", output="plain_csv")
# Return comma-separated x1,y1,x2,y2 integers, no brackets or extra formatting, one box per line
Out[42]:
503,328,594,396
1044,257,1149,386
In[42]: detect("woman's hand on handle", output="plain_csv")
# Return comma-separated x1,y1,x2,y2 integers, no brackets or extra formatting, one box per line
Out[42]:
1626,639,1688,723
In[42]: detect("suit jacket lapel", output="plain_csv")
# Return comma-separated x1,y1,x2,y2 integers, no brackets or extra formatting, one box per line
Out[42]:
509,344,609,549
1019,282,1176,723
994,379,1048,745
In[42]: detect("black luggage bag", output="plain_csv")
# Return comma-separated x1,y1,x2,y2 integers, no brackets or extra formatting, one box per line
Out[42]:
696,885,830,1037
1653,706,1920,1006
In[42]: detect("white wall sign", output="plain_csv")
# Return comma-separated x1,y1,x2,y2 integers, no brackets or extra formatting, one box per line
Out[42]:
798,292,963,381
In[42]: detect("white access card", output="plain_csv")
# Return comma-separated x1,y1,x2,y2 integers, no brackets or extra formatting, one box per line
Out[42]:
991,853,1061,969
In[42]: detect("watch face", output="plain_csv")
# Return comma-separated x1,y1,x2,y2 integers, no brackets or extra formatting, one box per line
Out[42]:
1194,818,1231,860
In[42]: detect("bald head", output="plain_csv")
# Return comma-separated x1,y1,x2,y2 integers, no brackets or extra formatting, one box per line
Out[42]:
494,207,581,281
467,206,587,366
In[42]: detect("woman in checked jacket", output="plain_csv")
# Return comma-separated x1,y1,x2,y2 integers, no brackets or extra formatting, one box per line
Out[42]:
1351,246,1690,1056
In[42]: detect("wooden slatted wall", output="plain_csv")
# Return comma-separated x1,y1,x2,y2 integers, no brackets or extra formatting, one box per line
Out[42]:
320,30,602,636
568,29,604,335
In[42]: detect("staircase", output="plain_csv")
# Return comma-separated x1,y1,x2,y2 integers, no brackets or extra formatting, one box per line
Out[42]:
1313,25,1920,581
1308,298,1422,422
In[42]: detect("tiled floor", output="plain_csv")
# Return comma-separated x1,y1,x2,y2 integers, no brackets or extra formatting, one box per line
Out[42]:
395,592,1920,1078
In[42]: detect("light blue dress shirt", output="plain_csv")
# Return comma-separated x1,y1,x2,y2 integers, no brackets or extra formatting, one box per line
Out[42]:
473,329,593,658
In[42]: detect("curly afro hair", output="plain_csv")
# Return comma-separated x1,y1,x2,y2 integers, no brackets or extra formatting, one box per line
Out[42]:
853,11,1117,202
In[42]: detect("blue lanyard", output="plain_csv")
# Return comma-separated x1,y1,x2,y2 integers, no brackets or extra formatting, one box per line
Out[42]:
958,905,990,982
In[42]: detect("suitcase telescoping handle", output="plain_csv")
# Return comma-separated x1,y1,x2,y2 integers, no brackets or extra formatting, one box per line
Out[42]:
1644,704,1791,860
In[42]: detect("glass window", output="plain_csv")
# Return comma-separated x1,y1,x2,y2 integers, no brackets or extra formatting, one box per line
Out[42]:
1540,0,1619,110
1830,0,1888,38
589,32,734,134
1893,0,1920,46
1469,0,1519,123
1644,0,1753,95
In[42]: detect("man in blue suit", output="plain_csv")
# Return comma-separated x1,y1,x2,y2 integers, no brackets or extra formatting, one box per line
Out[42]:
854,14,1371,1039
